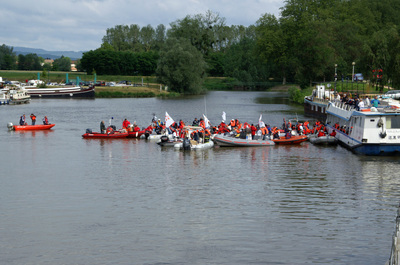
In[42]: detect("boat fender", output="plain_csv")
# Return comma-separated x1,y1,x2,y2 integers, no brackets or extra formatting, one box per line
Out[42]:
377,118,384,128
380,131,387,138
86,128,92,134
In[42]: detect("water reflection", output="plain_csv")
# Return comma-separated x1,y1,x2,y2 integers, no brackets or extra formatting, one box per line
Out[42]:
1,93,400,264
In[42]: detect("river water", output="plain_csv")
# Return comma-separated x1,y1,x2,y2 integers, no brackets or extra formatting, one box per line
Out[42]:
1,91,400,265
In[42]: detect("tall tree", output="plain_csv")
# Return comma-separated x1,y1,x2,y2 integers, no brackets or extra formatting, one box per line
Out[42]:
0,44,17,70
156,38,207,94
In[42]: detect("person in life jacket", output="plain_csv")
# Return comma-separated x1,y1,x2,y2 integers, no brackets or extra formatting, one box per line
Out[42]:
179,120,185,129
329,130,337,137
230,119,236,128
122,119,131,129
106,126,114,134
30,114,36,125
20,114,27,125
43,116,49,125
317,130,325,137
250,124,257,140
199,118,205,129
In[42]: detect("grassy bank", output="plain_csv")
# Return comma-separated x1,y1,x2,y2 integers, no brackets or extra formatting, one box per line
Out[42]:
94,86,179,98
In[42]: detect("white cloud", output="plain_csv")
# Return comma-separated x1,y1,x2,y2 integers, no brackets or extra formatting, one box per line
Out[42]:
0,0,284,51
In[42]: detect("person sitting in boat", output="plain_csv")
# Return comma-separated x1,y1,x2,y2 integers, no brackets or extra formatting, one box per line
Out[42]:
43,116,49,125
30,113,36,125
19,114,27,126
132,123,141,132
329,130,337,137
106,126,114,134
317,130,325,137
122,118,131,129
100,121,106,133
179,120,185,129
285,130,292,139
192,117,199,126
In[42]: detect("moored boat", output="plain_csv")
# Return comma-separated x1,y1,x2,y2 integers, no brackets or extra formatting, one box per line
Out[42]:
82,131,128,139
24,85,95,98
213,134,275,147
325,99,400,155
272,135,308,145
9,123,55,131
308,135,338,145
304,85,335,120
8,87,31,104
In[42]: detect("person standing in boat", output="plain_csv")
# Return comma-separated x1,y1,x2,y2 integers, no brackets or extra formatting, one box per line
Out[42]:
43,116,49,125
30,113,36,125
19,114,27,125
100,121,106,134
371,96,380,108
122,118,131,129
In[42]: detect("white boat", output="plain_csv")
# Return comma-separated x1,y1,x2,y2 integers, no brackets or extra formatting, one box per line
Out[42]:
308,135,337,145
8,87,31,104
24,85,95,98
325,99,400,155
174,126,214,150
304,85,335,120
0,89,11,105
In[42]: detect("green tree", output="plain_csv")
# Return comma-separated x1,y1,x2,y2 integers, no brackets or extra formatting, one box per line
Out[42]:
141,25,155,52
156,38,207,94
0,44,17,70
18,53,42,70
52,56,71,71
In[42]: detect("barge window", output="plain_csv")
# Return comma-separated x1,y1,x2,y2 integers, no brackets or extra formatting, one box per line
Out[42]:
386,117,400,129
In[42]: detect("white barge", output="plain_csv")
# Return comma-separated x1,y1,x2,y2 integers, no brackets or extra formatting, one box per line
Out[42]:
325,99,400,155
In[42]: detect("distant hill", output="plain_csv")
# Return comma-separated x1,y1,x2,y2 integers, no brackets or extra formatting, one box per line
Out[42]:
12,46,86,60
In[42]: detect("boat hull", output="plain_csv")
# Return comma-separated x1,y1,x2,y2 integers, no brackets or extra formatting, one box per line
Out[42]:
82,132,128,139
13,124,55,131
26,86,95,98
213,135,275,147
304,97,328,121
272,135,308,145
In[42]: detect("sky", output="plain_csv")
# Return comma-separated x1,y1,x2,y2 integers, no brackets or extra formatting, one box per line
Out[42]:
1,0,285,52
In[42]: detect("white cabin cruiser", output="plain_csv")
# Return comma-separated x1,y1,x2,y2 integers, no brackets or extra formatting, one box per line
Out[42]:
325,99,400,155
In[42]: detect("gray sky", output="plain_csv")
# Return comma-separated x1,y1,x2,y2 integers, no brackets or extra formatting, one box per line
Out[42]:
1,0,284,52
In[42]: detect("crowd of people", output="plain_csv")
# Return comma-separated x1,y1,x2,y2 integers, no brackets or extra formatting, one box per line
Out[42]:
338,93,380,110
104,113,335,141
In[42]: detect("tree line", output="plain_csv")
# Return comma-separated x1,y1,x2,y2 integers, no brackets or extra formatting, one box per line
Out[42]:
0,44,72,72
81,0,400,93
2,0,400,94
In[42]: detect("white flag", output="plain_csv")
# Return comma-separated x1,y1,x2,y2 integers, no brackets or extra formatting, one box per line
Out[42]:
203,114,210,129
258,114,262,127
165,112,174,128
222,111,226,122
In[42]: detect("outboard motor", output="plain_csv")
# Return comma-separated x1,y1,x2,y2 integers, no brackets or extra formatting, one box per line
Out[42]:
182,138,191,150
144,131,151,139
86,128,92,134
7,122,14,131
